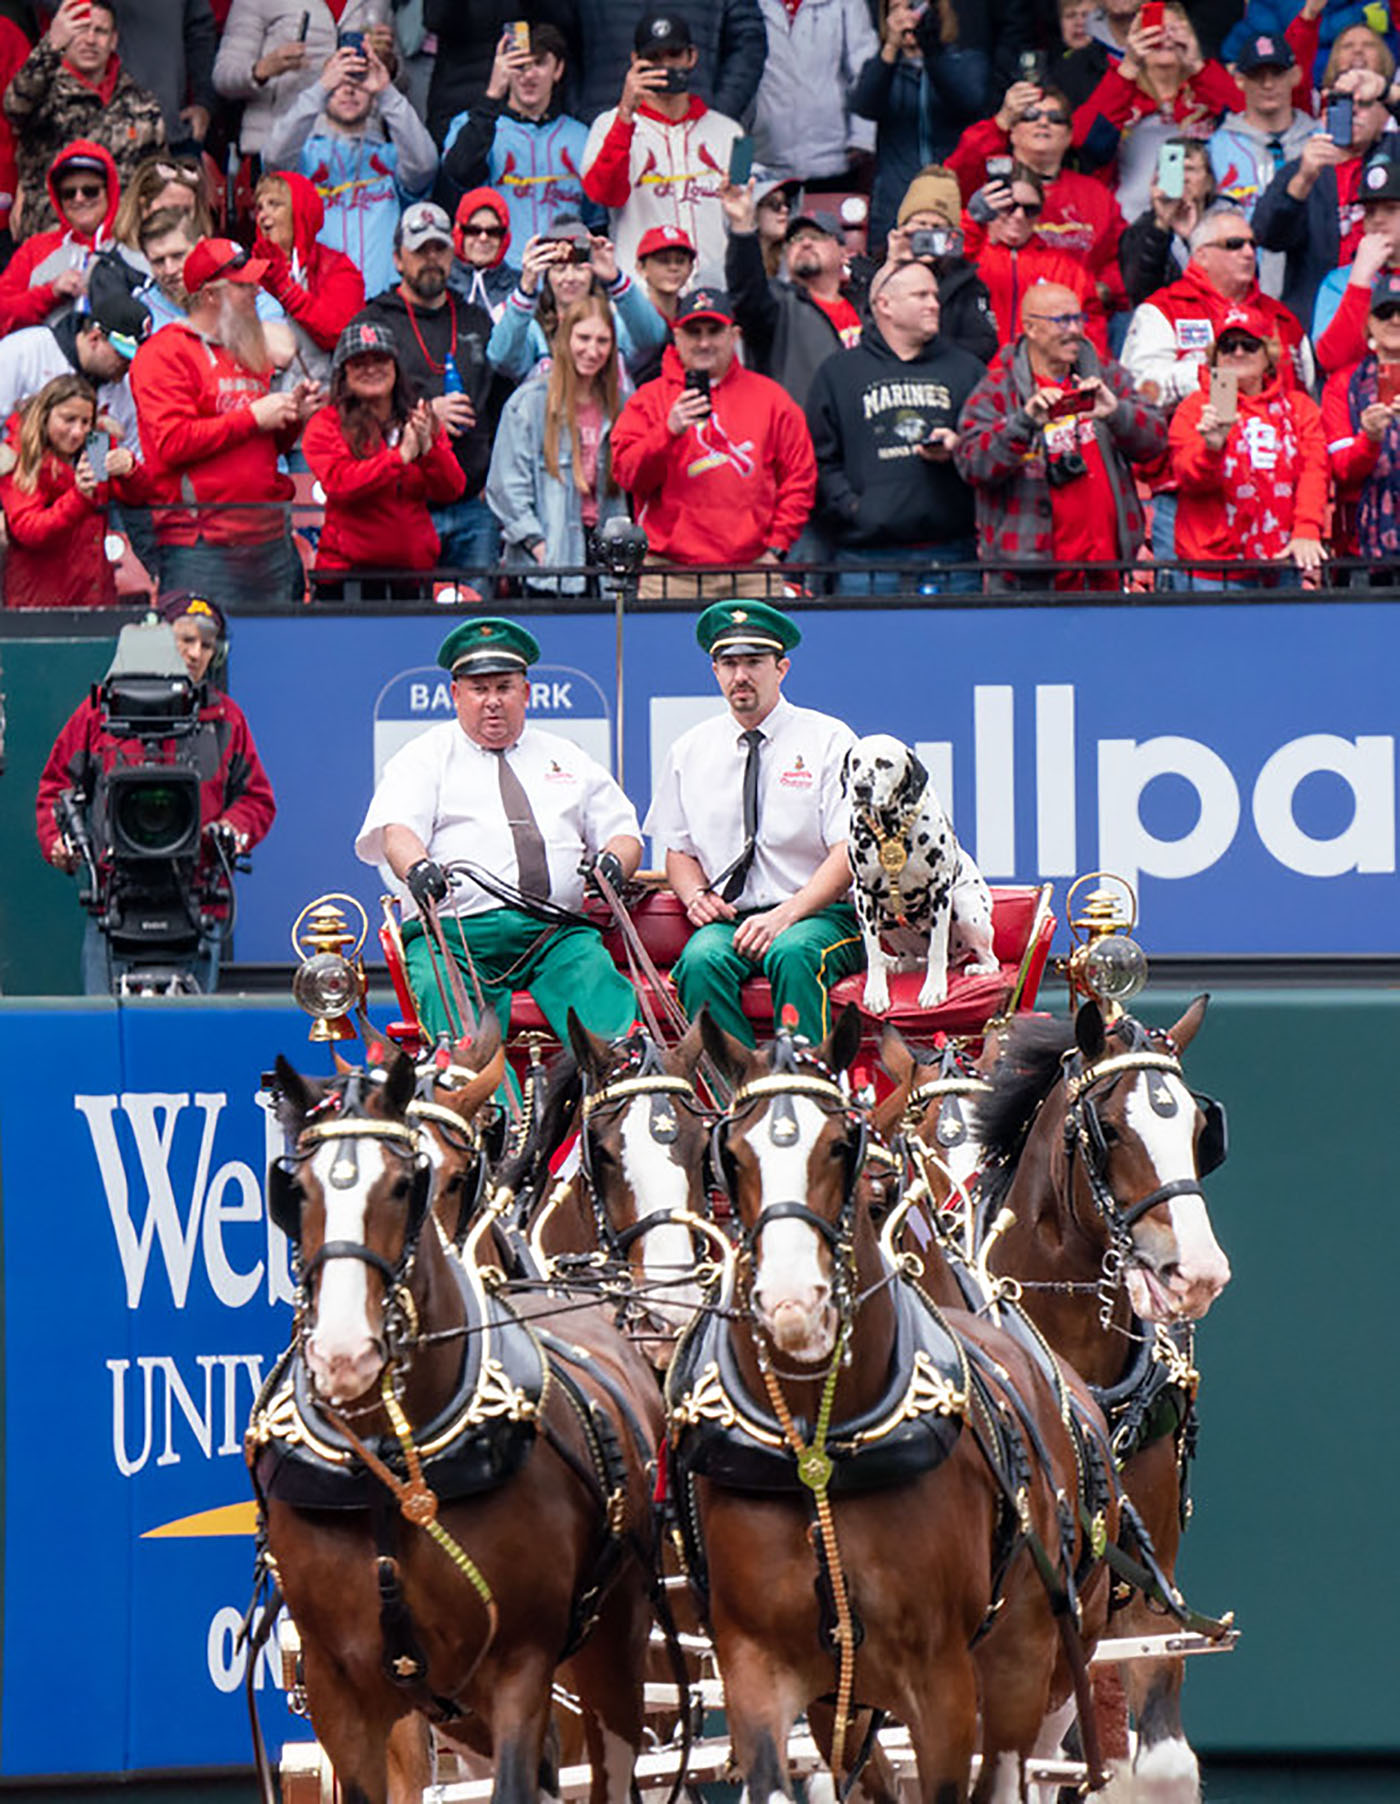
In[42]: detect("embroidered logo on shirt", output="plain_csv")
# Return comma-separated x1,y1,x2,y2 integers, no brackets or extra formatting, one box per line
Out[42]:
1175,318,1213,351
779,755,814,788
544,759,576,782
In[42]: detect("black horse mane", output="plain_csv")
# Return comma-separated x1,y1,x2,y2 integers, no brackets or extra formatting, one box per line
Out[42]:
495,1051,583,1205
973,1015,1078,1208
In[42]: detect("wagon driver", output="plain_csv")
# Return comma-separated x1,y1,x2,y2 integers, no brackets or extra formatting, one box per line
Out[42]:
356,618,642,1044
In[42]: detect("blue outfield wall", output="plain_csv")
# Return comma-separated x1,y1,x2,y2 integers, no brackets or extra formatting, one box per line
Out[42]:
229,601,1400,963
0,987,1396,1776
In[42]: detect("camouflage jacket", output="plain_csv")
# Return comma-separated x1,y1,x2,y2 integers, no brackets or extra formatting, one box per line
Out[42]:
3,40,166,239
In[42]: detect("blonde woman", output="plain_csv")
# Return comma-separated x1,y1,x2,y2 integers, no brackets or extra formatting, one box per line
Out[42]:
484,293,630,594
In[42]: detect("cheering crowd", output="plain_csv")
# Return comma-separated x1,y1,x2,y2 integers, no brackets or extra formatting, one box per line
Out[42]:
3,0,1400,602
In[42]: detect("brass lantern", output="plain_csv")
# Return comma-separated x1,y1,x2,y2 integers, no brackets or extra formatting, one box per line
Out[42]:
1062,872,1148,1020
290,895,369,1041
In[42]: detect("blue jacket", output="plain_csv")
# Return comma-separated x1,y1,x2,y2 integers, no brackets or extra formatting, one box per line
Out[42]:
486,271,668,385
440,101,605,239
1252,155,1342,329
483,373,629,591
849,47,991,250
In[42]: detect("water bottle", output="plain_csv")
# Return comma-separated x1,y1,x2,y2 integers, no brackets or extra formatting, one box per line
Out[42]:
442,351,464,396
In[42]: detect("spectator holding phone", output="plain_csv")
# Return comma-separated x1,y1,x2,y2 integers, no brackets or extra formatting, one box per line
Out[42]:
4,0,166,242
438,23,602,242
1322,268,1400,571
955,280,1166,589
1310,155,1400,371
1167,301,1328,583
261,37,438,303
805,257,984,594
968,166,1109,353
302,321,465,587
485,293,632,593
1253,59,1395,326
1071,3,1242,224
486,217,667,383
0,374,136,609
1118,137,1216,305
881,167,998,365
582,12,743,275
214,0,399,160
950,79,1127,310
251,169,366,383
1049,0,1111,108
0,140,121,336
610,287,816,599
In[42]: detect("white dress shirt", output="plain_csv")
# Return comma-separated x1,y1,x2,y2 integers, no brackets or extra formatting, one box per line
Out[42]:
356,721,640,918
644,695,854,911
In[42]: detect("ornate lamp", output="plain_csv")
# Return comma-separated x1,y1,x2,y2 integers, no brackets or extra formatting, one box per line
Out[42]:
290,895,369,1042
1062,872,1147,1020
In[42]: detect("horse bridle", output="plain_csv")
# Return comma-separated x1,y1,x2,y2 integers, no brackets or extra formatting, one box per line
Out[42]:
578,1037,710,1260
1060,1039,1228,1260
713,1042,870,1316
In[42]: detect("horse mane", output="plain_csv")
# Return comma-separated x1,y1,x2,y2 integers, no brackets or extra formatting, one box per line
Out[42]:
974,1015,1077,1207
495,1052,583,1206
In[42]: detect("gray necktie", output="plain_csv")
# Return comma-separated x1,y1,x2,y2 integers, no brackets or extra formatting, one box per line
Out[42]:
493,749,550,901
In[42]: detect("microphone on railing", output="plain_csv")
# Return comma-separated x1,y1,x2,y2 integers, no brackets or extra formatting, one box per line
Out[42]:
597,517,649,578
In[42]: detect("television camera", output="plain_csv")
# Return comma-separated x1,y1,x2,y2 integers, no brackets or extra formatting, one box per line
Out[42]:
56,623,249,995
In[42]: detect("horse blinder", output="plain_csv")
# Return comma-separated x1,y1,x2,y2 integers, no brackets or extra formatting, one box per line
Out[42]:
1194,1093,1228,1176
269,1157,304,1243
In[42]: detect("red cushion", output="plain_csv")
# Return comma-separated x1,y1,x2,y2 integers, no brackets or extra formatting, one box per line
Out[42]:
827,967,1015,1034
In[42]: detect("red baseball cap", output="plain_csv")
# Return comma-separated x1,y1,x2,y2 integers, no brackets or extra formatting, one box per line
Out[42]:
1216,303,1273,343
183,237,269,295
637,224,696,260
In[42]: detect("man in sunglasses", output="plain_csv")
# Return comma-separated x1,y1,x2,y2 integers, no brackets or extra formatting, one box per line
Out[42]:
949,75,1127,312
1121,202,1311,578
968,166,1107,352
0,140,120,336
450,185,517,321
130,237,321,603
956,280,1165,590
4,0,165,241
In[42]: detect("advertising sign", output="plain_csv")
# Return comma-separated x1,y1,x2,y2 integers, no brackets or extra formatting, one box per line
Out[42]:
0,1003,305,1774
233,604,1400,961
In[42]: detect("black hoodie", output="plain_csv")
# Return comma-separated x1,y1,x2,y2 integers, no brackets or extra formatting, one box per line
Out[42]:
804,323,984,548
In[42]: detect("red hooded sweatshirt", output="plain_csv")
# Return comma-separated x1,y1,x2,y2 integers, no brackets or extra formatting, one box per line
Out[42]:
0,139,120,336
0,449,121,609
302,402,466,570
128,320,299,547
610,344,816,564
253,169,365,352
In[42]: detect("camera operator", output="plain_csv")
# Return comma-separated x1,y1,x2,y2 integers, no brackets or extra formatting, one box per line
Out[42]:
955,280,1166,591
35,593,276,995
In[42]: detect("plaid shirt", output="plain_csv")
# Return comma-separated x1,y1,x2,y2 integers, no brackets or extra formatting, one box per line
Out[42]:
954,339,1165,577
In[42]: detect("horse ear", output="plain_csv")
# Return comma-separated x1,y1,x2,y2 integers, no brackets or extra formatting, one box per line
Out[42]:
383,1049,417,1116
440,1044,506,1120
879,1025,914,1086
273,1053,319,1130
332,1050,355,1076
567,1008,609,1075
699,1005,751,1085
1166,992,1209,1051
671,1012,707,1079
457,1008,503,1073
1074,1000,1106,1063
822,1002,863,1075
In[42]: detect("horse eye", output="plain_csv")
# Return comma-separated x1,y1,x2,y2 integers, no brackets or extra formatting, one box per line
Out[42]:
1100,1123,1120,1145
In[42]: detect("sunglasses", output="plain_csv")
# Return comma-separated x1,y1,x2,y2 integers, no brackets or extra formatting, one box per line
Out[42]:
1216,335,1263,353
462,224,505,239
1026,310,1086,327
154,162,201,186
1207,235,1256,251
59,182,106,202
1018,108,1070,124
1373,304,1400,319
1007,200,1044,216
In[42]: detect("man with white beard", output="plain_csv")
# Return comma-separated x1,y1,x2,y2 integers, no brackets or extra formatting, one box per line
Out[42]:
129,236,321,600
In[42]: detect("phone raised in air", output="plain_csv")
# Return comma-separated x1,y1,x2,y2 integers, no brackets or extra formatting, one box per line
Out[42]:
83,430,108,482
1157,142,1186,200
509,19,531,51
683,369,711,399
1326,94,1354,144
987,154,1014,182
1140,1,1165,29
728,135,755,186
297,11,310,40
1044,386,1095,421
1209,366,1239,424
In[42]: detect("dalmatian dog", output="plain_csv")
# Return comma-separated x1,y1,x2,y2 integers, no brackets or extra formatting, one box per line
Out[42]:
842,734,999,1014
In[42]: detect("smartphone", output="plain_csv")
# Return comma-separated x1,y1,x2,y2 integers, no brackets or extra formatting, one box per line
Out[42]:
1140,1,1165,29
1209,366,1239,424
683,369,711,400
909,226,955,259
1045,386,1095,420
1157,142,1186,200
1326,94,1353,144
1380,365,1400,405
659,68,691,93
1018,49,1046,84
509,18,530,51
337,27,366,54
297,11,310,40
84,430,108,481
728,135,755,186
987,154,1014,181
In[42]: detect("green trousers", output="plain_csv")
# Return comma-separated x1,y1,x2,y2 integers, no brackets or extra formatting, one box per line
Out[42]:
672,903,864,1049
404,909,638,1047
